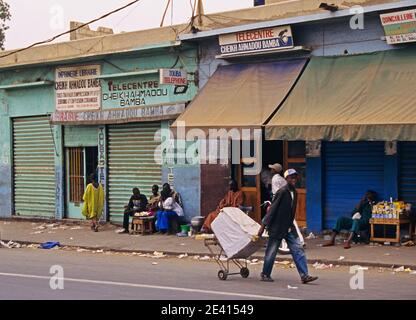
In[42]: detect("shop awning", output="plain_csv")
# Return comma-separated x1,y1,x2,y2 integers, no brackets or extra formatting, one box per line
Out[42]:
173,59,307,129
266,49,416,141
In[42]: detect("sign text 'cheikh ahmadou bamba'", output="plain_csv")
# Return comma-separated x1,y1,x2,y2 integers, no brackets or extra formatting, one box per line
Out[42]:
219,26,294,56
380,9,416,44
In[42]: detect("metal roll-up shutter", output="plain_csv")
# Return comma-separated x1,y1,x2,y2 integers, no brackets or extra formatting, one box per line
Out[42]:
324,142,384,229
108,122,162,222
399,142,416,205
13,116,56,217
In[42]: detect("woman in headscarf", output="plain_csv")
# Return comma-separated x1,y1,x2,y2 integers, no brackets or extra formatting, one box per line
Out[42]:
156,187,184,234
82,173,105,232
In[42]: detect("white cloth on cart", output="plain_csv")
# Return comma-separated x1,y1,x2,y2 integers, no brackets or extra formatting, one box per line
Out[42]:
211,207,262,259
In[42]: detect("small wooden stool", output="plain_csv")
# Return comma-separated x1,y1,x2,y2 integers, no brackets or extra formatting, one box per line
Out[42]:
131,216,154,235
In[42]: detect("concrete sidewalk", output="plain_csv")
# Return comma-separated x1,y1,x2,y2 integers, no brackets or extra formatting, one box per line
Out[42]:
1,219,415,269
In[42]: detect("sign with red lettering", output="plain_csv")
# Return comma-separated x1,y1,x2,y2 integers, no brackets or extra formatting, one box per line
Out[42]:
380,9,416,44
219,26,294,56
55,65,101,111
159,69,188,85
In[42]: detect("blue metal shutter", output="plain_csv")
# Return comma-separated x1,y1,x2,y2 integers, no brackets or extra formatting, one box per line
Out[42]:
399,142,416,205
323,142,384,229
108,123,162,223
13,116,56,217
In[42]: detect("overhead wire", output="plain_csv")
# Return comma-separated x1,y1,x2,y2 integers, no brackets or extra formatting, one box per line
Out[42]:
0,0,142,59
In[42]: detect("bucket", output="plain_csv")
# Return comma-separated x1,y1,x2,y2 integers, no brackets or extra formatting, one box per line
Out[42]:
180,225,191,233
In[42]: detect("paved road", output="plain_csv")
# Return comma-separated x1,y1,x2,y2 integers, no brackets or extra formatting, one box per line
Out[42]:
0,248,415,300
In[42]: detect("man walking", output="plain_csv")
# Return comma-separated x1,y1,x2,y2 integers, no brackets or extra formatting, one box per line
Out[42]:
258,169,318,284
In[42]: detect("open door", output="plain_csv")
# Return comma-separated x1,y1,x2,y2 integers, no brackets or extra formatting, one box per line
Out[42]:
284,141,307,228
66,147,98,219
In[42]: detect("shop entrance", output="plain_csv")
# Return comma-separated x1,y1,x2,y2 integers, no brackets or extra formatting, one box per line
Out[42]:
65,147,98,219
233,139,307,226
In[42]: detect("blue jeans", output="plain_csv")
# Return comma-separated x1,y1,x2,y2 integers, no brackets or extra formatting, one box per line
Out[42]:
262,232,309,279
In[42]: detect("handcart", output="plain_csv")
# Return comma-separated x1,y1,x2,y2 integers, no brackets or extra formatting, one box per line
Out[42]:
204,236,265,281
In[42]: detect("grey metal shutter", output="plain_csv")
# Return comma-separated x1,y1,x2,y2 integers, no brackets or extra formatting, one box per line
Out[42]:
399,142,416,205
108,122,162,222
323,142,385,229
13,116,56,217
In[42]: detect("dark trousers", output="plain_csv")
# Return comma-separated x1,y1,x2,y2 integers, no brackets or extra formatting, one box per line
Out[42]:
123,210,134,230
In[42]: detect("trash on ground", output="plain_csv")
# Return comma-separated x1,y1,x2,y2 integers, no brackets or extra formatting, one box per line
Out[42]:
77,248,89,253
251,259,259,263
287,285,298,289
312,262,333,269
394,266,405,272
199,255,211,261
338,256,345,261
276,260,291,265
357,266,368,271
70,226,83,230
32,231,44,234
193,255,201,260
0,240,21,249
306,232,317,239
402,241,415,247
178,254,188,259
152,262,158,265
40,242,61,249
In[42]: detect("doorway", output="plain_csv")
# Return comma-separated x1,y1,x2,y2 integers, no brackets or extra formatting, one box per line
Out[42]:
233,138,307,226
66,147,98,219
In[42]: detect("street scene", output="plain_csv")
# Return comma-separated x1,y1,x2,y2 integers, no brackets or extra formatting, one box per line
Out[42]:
1,0,416,302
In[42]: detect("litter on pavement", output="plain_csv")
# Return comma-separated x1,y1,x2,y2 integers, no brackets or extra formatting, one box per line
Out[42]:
40,242,61,249
287,285,298,289
306,232,317,239
0,240,21,249
313,262,334,269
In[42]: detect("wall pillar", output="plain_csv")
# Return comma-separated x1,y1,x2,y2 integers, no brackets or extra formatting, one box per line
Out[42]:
54,124,64,220
306,141,323,232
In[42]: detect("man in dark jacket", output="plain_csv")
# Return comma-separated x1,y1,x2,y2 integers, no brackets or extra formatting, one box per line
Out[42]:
258,169,318,284
120,188,148,234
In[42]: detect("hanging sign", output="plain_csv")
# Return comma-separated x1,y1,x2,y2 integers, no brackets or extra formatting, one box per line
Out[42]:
55,65,101,111
159,69,188,85
219,26,294,56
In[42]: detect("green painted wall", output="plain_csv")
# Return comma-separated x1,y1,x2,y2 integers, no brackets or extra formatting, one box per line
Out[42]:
0,44,200,219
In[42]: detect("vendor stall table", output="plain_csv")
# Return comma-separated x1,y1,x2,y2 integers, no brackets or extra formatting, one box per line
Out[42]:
131,216,154,235
370,217,412,244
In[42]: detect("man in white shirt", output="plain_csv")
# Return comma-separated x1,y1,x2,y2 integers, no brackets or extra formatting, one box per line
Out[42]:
269,163,287,199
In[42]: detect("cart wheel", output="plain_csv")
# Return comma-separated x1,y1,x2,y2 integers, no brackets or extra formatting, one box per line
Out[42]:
240,267,250,278
218,270,228,281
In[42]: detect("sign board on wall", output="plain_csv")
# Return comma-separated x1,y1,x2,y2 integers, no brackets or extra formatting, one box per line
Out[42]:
55,65,101,111
380,9,416,44
219,26,294,56
50,103,186,125
159,69,188,85
102,76,188,109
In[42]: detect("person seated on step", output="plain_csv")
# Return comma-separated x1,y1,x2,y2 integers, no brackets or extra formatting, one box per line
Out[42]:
119,188,148,234
155,187,185,235
162,183,183,208
147,184,161,216
200,180,244,234
323,190,377,249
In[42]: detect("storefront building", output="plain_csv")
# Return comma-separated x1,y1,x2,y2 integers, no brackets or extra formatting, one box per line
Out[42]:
177,0,416,231
0,27,199,223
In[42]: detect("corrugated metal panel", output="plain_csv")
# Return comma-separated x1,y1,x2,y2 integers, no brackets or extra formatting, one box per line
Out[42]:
64,126,98,147
108,123,162,221
13,116,55,217
399,142,416,205
323,142,384,229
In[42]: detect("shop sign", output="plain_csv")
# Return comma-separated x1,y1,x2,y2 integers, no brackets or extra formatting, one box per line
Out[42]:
159,69,188,85
102,77,188,109
219,26,294,56
380,9,416,44
50,103,186,125
55,65,101,111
